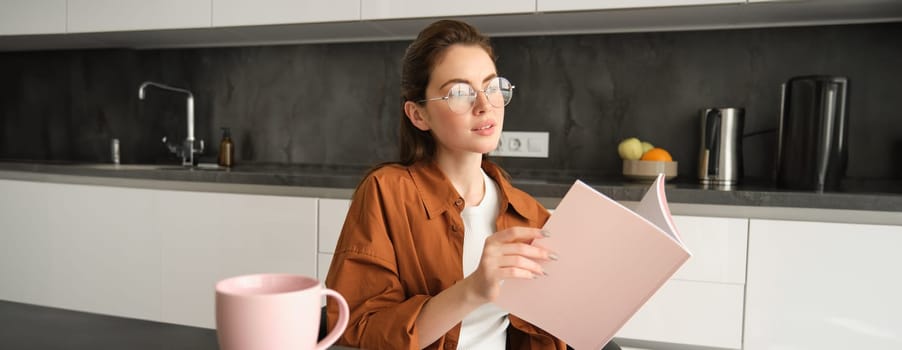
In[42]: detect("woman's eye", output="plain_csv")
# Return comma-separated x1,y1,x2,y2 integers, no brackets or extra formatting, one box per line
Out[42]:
449,84,471,97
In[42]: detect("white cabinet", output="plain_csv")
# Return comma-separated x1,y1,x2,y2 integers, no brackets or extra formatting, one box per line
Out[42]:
670,215,748,284
0,180,161,321
0,0,66,35
67,0,211,33
0,180,54,305
316,198,350,287
537,0,743,12
745,219,902,350
212,0,359,27
44,183,161,321
0,179,319,329
617,215,748,349
158,190,317,328
361,0,535,20
318,198,350,254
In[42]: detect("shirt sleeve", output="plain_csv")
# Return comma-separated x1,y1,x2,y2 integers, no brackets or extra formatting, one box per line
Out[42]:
324,174,431,350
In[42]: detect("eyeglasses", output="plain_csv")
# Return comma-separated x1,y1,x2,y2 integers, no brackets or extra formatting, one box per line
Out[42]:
417,77,515,114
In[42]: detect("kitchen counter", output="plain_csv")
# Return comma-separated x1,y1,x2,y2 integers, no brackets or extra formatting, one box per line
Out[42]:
0,300,358,350
1,160,901,224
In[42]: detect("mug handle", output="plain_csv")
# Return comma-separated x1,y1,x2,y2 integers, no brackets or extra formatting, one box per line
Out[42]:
315,288,349,350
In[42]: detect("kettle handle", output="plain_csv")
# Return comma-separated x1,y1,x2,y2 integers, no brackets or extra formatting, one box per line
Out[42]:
704,109,721,176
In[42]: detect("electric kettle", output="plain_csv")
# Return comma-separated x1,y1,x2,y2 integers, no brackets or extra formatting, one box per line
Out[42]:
775,75,849,191
698,108,744,185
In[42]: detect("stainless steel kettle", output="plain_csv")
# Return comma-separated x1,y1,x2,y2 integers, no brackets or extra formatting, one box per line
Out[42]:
698,108,744,185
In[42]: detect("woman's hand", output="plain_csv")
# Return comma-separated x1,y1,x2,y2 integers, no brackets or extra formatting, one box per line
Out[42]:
464,227,557,304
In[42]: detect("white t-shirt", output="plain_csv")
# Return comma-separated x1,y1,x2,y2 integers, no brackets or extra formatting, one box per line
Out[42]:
458,170,508,350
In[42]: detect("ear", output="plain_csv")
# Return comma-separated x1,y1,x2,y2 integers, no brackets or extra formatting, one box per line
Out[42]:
404,101,431,131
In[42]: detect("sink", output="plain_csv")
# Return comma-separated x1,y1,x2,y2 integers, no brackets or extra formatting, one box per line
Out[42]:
80,163,187,171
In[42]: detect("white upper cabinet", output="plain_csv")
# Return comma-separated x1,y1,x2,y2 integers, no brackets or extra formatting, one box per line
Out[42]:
212,0,359,27
0,0,66,35
2,0,899,50
537,0,743,12
361,0,535,20
67,0,211,33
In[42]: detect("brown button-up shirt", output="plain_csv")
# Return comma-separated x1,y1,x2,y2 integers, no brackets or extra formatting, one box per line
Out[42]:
325,160,566,350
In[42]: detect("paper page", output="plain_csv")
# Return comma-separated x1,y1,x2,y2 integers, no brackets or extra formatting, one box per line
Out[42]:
495,180,691,350
634,173,683,243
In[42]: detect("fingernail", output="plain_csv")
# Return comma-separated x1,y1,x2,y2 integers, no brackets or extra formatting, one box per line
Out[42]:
549,253,559,261
541,229,552,237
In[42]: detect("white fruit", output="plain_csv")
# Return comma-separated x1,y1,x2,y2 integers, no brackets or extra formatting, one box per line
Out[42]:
617,137,644,160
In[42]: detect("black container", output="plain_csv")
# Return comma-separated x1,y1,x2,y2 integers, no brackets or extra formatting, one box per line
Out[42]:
775,76,849,191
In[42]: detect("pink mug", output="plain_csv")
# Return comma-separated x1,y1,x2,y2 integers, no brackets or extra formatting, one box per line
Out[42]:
215,273,349,350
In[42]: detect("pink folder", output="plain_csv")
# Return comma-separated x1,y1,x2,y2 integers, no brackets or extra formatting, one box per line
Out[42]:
496,174,690,349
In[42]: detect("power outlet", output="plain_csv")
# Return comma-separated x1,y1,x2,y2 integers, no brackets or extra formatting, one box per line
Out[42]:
490,131,549,158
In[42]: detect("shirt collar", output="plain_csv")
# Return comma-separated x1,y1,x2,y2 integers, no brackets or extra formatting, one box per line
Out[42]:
408,159,536,221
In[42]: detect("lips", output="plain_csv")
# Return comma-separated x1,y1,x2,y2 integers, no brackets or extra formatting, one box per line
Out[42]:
471,122,495,132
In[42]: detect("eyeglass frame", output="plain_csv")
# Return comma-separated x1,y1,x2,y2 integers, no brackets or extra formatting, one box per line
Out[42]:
415,77,516,114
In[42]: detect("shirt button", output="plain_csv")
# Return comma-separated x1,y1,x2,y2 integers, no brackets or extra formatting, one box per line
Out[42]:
454,198,464,207
451,225,459,232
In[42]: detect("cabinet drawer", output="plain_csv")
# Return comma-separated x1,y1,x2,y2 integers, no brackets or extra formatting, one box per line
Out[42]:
68,0,210,33
362,0,534,20
671,216,748,284
0,0,66,35
618,280,744,349
212,0,359,27
318,198,351,253
745,219,902,349
538,0,742,12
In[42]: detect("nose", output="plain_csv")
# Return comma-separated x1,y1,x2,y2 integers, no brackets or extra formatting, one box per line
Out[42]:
471,90,491,115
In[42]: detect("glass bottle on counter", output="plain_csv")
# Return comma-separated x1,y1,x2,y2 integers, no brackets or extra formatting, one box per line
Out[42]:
218,127,234,168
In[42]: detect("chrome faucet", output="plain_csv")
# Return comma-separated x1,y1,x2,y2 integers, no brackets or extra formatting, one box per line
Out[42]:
138,81,204,166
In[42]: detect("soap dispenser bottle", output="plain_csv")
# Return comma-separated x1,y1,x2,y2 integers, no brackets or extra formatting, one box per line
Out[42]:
218,127,234,167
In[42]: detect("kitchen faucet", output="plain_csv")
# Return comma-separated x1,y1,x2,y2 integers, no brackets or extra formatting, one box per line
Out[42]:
138,81,204,166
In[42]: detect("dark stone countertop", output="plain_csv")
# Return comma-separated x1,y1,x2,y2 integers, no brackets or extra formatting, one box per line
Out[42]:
0,300,358,350
1,160,902,213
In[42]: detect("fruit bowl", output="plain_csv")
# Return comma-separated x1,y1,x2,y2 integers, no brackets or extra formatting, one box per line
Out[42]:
622,159,678,182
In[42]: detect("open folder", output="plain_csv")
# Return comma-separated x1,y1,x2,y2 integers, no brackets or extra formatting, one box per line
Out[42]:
496,174,691,350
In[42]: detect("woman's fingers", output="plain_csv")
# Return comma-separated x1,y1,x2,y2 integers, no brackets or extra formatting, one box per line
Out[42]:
495,266,541,280
469,226,559,301
489,226,558,259
499,242,557,262
489,226,548,244
496,255,547,277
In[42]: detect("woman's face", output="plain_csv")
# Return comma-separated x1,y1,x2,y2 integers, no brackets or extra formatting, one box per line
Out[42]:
407,44,504,158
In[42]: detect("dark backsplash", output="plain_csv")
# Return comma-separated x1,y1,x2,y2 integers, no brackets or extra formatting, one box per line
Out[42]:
2,22,900,181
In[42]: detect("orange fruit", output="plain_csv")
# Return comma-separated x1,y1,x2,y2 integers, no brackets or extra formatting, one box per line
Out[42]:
641,147,673,162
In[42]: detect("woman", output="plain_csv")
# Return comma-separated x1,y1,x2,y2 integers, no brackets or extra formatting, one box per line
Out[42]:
325,19,566,349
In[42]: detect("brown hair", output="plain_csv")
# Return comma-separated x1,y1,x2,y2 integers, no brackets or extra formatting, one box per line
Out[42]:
397,19,495,165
